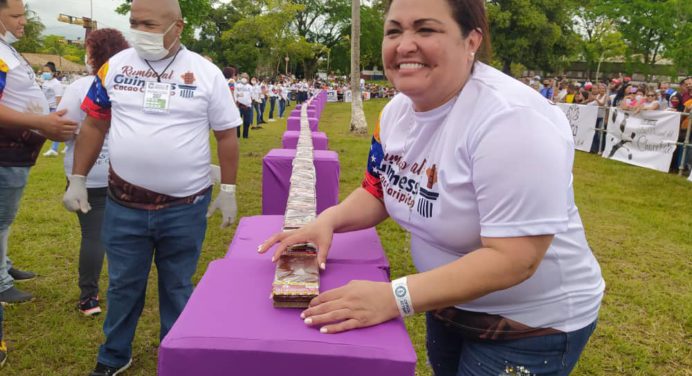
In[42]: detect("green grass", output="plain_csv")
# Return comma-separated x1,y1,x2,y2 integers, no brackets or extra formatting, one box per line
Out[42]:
1,99,691,375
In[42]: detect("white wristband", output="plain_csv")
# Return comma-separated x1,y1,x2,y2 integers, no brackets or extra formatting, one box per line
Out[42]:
391,277,414,317
220,184,236,193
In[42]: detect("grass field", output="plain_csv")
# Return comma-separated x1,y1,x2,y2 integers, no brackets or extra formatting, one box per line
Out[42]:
1,99,690,375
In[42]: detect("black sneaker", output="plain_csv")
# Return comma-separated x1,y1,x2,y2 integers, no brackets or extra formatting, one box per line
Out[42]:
78,297,102,316
89,359,132,376
0,340,7,368
8,268,36,282
0,286,33,303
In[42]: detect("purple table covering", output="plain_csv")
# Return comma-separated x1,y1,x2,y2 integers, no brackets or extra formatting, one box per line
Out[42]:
290,109,317,119
282,130,328,150
262,149,339,215
286,116,319,132
158,258,416,376
225,215,389,270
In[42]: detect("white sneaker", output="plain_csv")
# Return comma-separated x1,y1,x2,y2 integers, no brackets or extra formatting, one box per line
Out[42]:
60,147,68,154
43,149,59,157
268,119,276,122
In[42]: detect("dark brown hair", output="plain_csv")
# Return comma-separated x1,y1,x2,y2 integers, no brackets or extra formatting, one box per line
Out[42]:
85,28,129,75
385,0,492,62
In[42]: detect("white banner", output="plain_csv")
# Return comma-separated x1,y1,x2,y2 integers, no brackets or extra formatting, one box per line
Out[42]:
327,90,338,102
602,108,680,173
557,103,598,153
344,90,352,103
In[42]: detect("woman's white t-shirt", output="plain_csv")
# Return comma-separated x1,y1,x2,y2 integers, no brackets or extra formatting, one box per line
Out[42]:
41,78,65,109
59,75,109,188
364,62,604,333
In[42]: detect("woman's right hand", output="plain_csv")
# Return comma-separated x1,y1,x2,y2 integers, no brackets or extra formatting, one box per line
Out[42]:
258,218,335,270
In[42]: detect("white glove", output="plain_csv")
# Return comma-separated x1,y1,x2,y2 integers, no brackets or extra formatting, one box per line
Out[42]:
63,175,91,213
206,187,237,228
209,164,221,185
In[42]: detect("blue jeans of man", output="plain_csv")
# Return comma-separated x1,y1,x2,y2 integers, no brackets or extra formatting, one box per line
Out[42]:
259,97,267,123
0,167,30,293
279,99,286,118
426,313,597,376
97,190,211,368
238,105,253,139
268,97,276,119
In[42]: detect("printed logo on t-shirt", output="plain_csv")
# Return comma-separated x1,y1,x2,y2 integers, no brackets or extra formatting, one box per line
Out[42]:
376,153,440,219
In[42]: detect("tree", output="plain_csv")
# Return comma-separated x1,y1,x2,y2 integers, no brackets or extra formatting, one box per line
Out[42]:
350,0,367,135
599,0,679,78
13,5,44,53
573,2,626,81
487,0,578,74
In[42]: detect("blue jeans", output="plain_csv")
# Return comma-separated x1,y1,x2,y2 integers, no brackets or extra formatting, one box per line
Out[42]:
426,313,597,376
0,167,30,293
238,105,253,139
279,99,286,118
269,97,276,119
259,97,267,123
253,102,262,125
97,191,211,368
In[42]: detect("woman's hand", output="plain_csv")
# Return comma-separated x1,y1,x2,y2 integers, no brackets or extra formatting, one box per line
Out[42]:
301,280,400,334
258,218,335,269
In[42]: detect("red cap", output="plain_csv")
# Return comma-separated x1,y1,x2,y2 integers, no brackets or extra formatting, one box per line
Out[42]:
611,79,621,84
624,76,632,82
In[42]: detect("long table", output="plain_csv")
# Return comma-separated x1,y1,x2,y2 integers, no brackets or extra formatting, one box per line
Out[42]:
287,116,319,132
282,130,329,150
226,215,389,271
158,258,416,376
262,149,339,215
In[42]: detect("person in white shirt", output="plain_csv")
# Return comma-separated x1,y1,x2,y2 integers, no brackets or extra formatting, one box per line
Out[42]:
260,1,604,375
234,72,253,138
62,0,242,374
267,80,278,122
278,81,289,118
0,0,78,307
250,77,263,128
41,61,66,156
59,28,130,318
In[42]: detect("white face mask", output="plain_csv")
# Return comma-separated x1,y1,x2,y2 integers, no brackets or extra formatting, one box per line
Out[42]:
84,54,93,75
241,78,248,84
130,22,177,61
0,19,18,44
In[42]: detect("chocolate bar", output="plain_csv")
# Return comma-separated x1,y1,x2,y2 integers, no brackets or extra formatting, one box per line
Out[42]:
272,244,319,308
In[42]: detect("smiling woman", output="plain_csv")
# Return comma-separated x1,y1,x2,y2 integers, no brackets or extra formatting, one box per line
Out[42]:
259,1,605,375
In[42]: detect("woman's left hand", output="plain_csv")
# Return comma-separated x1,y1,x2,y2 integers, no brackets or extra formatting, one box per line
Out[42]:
301,280,400,334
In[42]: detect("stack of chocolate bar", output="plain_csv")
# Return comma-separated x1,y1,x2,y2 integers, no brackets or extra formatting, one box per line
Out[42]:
273,100,321,308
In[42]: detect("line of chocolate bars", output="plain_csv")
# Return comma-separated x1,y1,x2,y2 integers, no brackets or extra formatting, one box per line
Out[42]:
273,99,320,308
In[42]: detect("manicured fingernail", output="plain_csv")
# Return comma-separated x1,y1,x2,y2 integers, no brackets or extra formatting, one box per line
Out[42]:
300,312,305,319
257,245,262,253
271,256,276,262
320,263,326,271
320,327,328,334
304,317,312,325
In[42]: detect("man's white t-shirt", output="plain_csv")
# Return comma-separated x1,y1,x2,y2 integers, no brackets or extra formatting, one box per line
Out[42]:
42,78,65,109
235,82,252,107
59,75,109,188
0,42,49,115
82,47,241,197
368,62,604,333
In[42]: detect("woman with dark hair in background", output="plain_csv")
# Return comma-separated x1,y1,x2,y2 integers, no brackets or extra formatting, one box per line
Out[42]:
57,28,129,316
260,0,604,375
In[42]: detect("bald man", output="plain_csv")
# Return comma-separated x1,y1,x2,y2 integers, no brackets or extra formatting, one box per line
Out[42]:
63,0,242,374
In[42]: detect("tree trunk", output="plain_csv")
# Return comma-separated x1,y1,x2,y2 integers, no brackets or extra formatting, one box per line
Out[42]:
350,0,368,135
